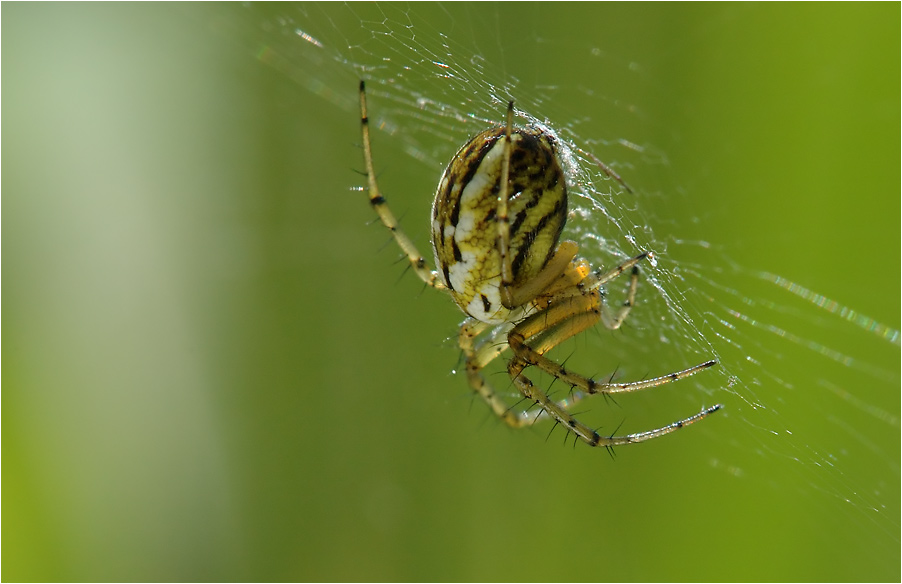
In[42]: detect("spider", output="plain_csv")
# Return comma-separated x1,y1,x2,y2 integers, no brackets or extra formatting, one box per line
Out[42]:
357,80,722,449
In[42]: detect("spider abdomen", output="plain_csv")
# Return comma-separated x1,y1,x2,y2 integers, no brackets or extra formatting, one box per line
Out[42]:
431,127,568,324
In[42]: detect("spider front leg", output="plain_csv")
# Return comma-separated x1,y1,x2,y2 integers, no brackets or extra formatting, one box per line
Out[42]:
358,81,445,290
505,284,721,447
508,354,721,447
508,293,717,396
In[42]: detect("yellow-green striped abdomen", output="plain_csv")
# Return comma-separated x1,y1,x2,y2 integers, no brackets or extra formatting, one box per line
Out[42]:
431,127,568,324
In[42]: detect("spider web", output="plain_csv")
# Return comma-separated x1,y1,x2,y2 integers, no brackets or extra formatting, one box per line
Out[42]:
225,3,899,577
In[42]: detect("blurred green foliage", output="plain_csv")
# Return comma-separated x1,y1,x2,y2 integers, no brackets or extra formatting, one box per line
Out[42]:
4,3,899,581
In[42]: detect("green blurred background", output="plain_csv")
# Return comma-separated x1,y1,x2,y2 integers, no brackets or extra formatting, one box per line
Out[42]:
4,3,899,581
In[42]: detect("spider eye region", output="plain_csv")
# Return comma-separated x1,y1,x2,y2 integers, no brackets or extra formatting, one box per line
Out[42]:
431,127,568,324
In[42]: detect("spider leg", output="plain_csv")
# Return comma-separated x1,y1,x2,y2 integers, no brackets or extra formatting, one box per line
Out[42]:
358,81,445,290
600,265,640,330
505,291,721,446
588,250,653,288
577,147,635,194
494,100,581,311
508,357,723,447
458,311,590,428
496,100,515,304
581,250,654,329
456,252,593,423
458,319,530,428
510,294,717,395
508,357,721,447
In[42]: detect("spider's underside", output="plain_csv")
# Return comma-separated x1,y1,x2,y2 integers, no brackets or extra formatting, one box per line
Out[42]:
358,80,721,449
